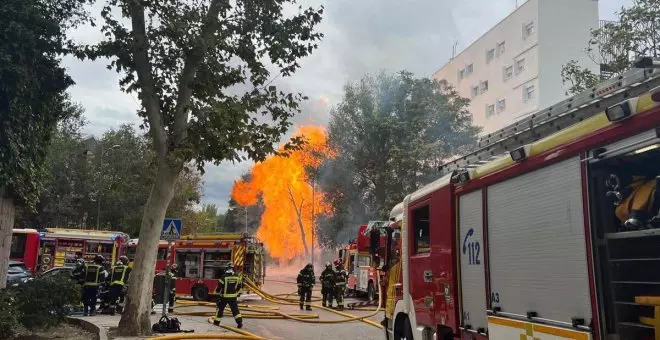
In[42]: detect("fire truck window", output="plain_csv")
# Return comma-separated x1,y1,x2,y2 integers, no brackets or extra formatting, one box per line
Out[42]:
157,248,168,260
10,234,26,258
413,205,430,254
126,247,136,259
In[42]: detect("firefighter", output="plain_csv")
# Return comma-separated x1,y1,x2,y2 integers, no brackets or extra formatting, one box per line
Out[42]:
334,259,348,311
213,263,243,329
297,263,315,311
320,262,336,307
71,257,85,284
108,256,131,315
166,263,177,313
82,255,107,316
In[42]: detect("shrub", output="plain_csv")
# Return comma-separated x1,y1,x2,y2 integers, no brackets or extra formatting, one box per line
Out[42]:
12,273,80,331
0,289,18,339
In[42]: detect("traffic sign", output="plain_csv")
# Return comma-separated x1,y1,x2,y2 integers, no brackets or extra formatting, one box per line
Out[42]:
161,218,182,241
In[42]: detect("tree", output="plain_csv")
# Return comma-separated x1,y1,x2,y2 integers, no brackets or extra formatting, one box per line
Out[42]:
561,0,660,95
0,0,86,289
76,0,324,334
320,71,479,245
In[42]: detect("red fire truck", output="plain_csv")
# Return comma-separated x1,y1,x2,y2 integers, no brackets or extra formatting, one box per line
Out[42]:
339,223,389,301
10,229,41,273
374,59,660,340
39,228,129,271
171,233,265,301
126,239,170,272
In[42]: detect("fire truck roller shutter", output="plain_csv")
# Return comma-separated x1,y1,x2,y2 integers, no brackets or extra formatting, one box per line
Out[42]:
487,157,591,323
458,190,487,331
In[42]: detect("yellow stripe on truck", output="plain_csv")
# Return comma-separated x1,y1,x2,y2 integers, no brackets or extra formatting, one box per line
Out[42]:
488,316,590,340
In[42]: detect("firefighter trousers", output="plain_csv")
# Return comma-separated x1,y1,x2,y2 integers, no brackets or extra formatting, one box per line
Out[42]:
168,288,176,312
82,286,99,315
334,285,345,310
299,287,312,310
108,284,124,309
321,287,334,307
215,297,242,327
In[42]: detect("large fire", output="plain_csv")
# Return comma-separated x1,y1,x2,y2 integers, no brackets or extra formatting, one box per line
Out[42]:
231,126,335,262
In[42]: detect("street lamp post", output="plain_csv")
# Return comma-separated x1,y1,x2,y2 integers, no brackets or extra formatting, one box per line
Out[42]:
96,144,120,230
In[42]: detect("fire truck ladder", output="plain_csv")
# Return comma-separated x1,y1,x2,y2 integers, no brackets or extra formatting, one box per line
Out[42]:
438,57,660,176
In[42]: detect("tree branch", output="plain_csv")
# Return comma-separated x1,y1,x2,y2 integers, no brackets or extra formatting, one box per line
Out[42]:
172,0,223,147
128,0,167,157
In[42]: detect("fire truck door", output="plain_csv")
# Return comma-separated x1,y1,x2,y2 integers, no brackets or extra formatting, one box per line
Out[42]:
458,190,487,332
408,201,434,326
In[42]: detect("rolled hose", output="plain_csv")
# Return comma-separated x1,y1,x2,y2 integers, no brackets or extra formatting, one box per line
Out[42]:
242,276,383,328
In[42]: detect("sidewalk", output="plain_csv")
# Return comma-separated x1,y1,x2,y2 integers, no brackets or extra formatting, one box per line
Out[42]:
75,305,233,340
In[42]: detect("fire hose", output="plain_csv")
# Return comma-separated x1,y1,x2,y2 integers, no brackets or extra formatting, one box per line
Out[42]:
242,276,383,328
146,322,265,340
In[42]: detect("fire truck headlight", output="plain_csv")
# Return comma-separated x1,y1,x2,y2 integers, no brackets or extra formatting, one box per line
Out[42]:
606,101,633,122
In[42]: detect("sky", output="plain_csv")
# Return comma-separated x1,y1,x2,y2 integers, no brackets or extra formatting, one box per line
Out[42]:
64,0,631,214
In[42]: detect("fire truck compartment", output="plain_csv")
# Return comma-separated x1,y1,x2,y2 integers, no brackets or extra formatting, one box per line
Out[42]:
486,157,592,324
587,128,660,340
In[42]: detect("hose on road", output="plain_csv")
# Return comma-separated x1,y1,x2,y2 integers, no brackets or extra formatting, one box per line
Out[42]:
242,276,383,328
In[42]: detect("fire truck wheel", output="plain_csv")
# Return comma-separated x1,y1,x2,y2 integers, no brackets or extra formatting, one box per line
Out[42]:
395,317,413,340
192,286,209,301
367,282,376,301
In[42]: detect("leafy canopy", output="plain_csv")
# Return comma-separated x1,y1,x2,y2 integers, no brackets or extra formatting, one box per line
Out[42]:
0,0,87,206
76,0,324,167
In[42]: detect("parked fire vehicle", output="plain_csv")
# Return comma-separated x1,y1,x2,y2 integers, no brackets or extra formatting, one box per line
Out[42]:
170,233,265,301
126,238,170,272
39,228,129,271
10,229,41,273
374,58,660,340
339,223,389,301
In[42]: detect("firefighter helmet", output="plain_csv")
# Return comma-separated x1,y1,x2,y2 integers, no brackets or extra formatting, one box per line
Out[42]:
325,261,331,269
94,255,105,264
170,263,178,270
116,260,122,266
305,263,313,270
227,262,235,269
119,255,129,265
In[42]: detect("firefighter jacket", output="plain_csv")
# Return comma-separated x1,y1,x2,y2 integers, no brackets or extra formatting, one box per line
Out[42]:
83,264,107,287
616,177,659,224
110,264,132,286
216,273,242,298
335,268,348,288
320,268,335,289
297,268,316,289
72,263,85,283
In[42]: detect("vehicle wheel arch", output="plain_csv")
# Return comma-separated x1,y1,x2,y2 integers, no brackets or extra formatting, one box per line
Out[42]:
191,283,209,301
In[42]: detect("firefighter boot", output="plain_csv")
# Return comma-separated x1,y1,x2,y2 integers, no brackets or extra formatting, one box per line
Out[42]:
213,320,220,326
237,317,243,329
300,303,304,310
306,305,312,311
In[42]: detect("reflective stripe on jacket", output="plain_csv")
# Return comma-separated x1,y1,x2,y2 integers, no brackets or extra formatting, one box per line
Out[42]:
217,275,242,298
84,264,102,286
110,265,130,285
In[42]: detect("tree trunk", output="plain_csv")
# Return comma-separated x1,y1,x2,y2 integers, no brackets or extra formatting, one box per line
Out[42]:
118,162,182,336
287,186,309,260
0,187,15,289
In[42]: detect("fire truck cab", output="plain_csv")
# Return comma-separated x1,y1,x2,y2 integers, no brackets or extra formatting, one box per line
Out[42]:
171,233,265,301
376,60,660,340
340,223,390,301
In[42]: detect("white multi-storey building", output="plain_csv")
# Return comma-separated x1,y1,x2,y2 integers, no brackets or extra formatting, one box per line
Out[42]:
432,0,599,134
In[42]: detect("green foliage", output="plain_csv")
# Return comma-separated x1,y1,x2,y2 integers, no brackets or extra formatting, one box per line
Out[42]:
0,289,17,339
561,0,660,95
76,0,325,168
12,275,80,331
0,0,87,206
318,71,480,246
15,121,203,235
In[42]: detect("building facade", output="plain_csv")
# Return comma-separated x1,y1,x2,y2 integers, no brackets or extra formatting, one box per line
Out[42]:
432,0,599,134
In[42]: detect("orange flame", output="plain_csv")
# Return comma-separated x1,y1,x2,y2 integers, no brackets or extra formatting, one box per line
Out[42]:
231,126,336,261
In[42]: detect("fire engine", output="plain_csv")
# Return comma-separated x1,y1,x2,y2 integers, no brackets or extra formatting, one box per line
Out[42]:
38,228,129,271
10,229,41,273
373,58,660,340
339,223,389,301
171,233,265,301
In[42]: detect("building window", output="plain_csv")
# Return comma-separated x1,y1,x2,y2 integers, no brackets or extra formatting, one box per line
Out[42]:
458,69,465,80
496,41,506,57
412,205,430,255
480,80,489,94
471,86,479,98
516,58,526,75
523,21,535,40
486,104,496,118
523,85,536,103
503,65,513,81
496,98,506,113
486,49,495,63
465,63,474,76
